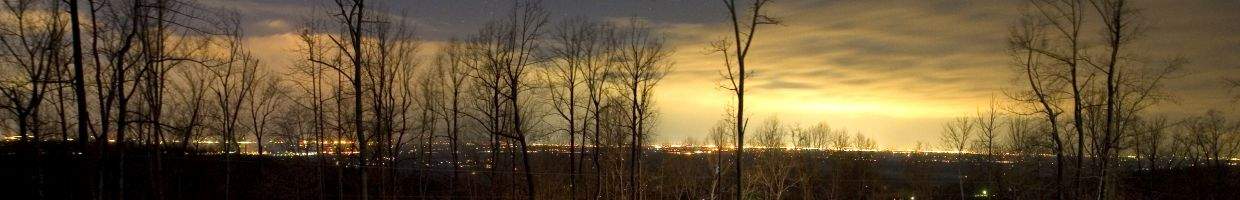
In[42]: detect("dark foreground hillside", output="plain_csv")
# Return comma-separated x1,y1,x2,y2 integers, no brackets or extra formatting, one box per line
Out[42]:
2,142,1237,199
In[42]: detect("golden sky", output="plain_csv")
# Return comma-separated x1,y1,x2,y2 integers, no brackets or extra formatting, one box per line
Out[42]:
218,0,1240,149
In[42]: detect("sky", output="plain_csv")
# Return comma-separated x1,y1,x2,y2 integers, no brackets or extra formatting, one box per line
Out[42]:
214,0,1240,150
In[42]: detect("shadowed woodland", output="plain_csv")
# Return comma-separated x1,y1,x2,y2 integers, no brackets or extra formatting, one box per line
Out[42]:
1,0,1238,199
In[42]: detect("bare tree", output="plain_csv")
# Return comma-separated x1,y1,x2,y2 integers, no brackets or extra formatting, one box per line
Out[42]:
0,0,66,145
462,1,548,198
830,127,851,150
612,19,672,199
581,21,617,200
291,22,325,199
852,132,875,150
790,122,824,200
1021,1,1090,193
748,117,795,199
246,74,284,155
547,18,597,198
715,1,778,198
1004,116,1046,156
975,102,1001,159
941,116,974,198
434,39,471,193
208,23,260,198
67,0,91,149
802,122,833,150
973,100,1002,196
1008,7,1068,198
1132,115,1171,170
1088,1,1132,197
1181,110,1240,198
364,10,419,197
0,1,67,197
85,4,140,197
463,21,511,197
169,66,212,153
1001,116,1055,199
500,2,548,197
307,1,388,197
706,118,735,200
334,1,369,197
1086,1,1182,198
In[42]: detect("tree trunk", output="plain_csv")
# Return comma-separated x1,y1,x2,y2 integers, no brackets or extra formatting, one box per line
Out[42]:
517,137,536,199
69,0,91,150
349,1,368,199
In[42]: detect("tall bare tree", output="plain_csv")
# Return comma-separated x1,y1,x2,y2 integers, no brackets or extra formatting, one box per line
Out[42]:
339,0,368,197
208,23,260,199
246,74,283,155
463,1,547,198
715,1,778,198
973,100,1002,196
67,0,91,149
1021,1,1089,193
1009,3,1070,198
1084,1,1180,197
293,19,340,199
581,22,617,200
434,39,471,193
547,18,600,198
613,19,672,199
307,1,377,197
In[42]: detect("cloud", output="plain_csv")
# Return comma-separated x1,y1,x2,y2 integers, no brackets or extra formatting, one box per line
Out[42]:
656,1,1019,111
754,79,818,90
649,0,1240,148
218,0,1240,149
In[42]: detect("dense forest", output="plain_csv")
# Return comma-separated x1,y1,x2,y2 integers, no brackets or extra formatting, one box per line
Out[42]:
1,0,1238,199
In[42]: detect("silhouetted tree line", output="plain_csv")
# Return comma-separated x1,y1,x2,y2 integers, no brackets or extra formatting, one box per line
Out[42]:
2,0,1238,199
0,0,680,199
